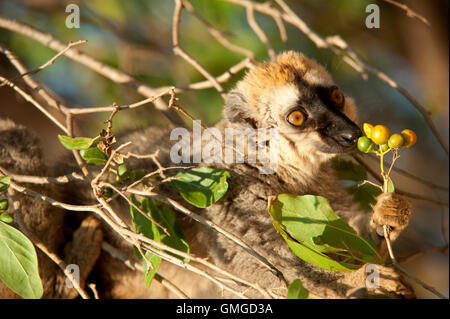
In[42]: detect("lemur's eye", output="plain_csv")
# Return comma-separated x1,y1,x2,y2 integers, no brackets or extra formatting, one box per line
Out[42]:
317,86,345,110
330,87,344,106
287,110,305,127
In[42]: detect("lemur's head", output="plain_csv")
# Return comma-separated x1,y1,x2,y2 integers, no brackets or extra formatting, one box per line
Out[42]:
223,51,361,165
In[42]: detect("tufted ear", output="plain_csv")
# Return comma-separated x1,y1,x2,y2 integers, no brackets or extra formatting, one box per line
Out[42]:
222,89,260,129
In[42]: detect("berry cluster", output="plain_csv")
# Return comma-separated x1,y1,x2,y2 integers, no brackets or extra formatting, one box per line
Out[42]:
357,123,417,154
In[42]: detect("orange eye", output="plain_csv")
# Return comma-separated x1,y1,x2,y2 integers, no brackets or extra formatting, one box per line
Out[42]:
287,110,305,127
330,88,344,105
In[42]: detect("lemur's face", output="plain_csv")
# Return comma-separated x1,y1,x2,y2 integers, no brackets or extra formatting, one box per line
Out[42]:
273,82,362,155
227,51,362,159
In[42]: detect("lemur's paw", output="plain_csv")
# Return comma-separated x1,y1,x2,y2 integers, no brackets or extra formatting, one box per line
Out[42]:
371,192,411,239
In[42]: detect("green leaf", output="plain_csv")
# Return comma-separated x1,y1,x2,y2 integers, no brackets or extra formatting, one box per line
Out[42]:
347,183,382,211
57,135,95,150
0,213,13,224
130,196,191,285
269,194,381,270
0,199,8,212
146,199,190,262
117,165,130,180
386,178,395,193
130,196,161,287
130,196,160,242
331,159,367,182
0,221,43,299
170,167,231,208
0,176,10,192
273,221,359,271
135,249,162,288
102,188,115,200
287,279,309,299
79,147,108,165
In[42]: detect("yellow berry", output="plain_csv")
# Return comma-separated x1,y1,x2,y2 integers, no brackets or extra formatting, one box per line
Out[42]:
363,123,374,138
388,134,404,148
401,129,417,148
371,125,391,145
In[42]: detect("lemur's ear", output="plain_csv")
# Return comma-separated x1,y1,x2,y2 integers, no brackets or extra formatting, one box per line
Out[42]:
222,90,260,129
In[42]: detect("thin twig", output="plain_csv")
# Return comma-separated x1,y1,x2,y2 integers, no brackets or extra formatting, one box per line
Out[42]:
100,181,170,236
7,170,265,298
365,154,448,192
0,16,183,125
181,0,254,60
87,283,99,299
6,171,87,185
353,155,449,207
0,43,70,114
382,0,430,26
245,6,275,60
19,40,88,78
120,228,272,298
126,188,288,287
383,225,447,299
172,0,225,95
0,75,68,134
68,88,174,115
101,242,190,299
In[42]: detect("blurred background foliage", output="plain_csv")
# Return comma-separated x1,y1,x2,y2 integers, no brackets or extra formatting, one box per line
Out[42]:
0,0,448,298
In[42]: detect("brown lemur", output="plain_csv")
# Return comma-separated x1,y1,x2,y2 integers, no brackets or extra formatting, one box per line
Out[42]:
0,51,414,298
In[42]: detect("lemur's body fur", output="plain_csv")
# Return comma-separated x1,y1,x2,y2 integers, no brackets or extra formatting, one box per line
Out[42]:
0,52,413,298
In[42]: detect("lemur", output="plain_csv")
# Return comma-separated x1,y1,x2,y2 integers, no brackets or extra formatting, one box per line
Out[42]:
0,51,413,299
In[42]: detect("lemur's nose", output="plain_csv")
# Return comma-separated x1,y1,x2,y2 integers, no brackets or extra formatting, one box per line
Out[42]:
338,129,361,146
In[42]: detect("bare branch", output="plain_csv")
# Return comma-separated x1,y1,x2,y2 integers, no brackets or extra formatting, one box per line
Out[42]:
382,0,430,26
245,6,275,60
365,154,448,192
383,226,447,299
6,172,87,185
353,155,449,207
181,0,254,60
101,241,190,299
0,43,70,114
126,188,288,286
0,16,183,125
0,75,68,134
172,0,224,95
19,40,88,78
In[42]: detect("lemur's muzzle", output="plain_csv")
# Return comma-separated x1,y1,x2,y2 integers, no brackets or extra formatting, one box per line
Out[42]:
335,127,361,147
319,110,362,152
